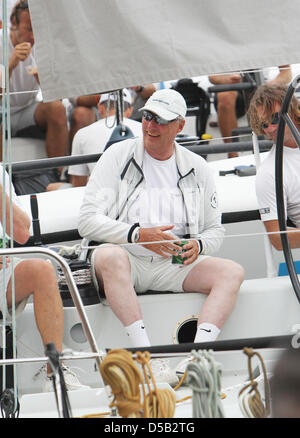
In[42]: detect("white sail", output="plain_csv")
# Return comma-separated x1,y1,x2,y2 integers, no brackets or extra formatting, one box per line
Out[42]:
28,0,300,102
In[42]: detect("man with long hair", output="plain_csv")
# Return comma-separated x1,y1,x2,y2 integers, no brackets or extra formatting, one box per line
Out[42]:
248,84,300,249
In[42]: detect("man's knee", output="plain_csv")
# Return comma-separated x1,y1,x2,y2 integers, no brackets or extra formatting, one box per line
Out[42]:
217,91,238,112
203,258,245,287
219,259,245,285
23,259,57,284
40,101,68,126
71,106,95,129
231,261,245,282
12,259,58,298
94,246,130,273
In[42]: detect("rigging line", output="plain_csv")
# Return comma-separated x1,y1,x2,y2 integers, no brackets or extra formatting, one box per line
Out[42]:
205,66,293,78
184,133,252,144
1,0,8,393
80,228,300,250
6,83,18,412
0,67,293,98
16,338,53,363
0,67,292,98
104,92,116,129
1,0,18,408
0,89,40,96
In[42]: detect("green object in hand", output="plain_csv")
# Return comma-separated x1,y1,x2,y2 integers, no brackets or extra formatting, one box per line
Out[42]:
0,238,10,248
172,240,188,264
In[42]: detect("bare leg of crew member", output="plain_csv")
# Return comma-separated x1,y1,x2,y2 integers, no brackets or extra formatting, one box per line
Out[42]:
94,246,151,347
216,91,239,158
182,257,245,341
34,101,68,158
6,259,64,371
94,247,245,345
0,126,2,162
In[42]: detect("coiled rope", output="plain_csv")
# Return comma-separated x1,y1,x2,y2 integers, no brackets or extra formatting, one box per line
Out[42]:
238,347,271,418
99,349,176,418
183,350,225,418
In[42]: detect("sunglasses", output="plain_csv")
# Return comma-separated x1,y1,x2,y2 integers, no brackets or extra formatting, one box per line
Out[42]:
142,110,179,125
15,1,29,11
262,112,280,129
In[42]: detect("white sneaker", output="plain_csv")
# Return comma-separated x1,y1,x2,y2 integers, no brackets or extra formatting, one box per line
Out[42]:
149,358,179,388
35,364,90,392
175,355,194,377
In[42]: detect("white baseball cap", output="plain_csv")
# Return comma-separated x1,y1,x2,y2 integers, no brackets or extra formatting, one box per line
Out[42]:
99,88,132,105
140,88,187,121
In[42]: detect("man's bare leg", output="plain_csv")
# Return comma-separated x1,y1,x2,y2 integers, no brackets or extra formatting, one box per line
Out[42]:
182,257,245,329
6,259,64,359
34,101,68,158
94,246,142,326
0,126,2,162
217,91,239,158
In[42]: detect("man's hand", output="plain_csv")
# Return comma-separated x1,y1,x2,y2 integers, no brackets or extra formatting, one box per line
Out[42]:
179,240,199,265
138,225,180,258
138,226,200,263
10,42,31,70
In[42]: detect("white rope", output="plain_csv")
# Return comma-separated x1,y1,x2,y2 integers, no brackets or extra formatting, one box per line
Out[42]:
78,227,300,251
48,244,82,257
184,349,225,418
222,371,271,395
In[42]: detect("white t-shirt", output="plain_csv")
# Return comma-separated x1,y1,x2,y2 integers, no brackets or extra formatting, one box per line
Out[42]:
126,151,187,257
68,116,143,176
0,30,39,113
256,145,300,227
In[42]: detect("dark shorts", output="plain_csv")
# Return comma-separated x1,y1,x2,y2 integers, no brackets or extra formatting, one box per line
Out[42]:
213,90,246,119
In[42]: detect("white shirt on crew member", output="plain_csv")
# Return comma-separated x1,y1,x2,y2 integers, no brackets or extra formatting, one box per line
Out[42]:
126,151,187,257
256,144,300,226
68,116,143,176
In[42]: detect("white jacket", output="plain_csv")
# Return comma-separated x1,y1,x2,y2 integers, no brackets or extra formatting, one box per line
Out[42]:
78,138,224,255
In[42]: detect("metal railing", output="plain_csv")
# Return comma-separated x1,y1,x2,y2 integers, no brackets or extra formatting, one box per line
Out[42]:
8,139,273,174
0,247,104,379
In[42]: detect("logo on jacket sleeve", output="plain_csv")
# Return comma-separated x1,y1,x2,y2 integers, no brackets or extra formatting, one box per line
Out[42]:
259,207,270,215
210,192,218,208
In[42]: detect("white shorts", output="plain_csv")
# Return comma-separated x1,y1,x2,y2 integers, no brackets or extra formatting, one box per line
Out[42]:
0,257,29,323
90,244,209,295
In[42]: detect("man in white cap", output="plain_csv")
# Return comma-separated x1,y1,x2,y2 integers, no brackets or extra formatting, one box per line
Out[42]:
67,88,142,187
78,89,245,385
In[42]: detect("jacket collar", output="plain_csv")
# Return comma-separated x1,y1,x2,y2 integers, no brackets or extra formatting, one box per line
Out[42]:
130,138,194,176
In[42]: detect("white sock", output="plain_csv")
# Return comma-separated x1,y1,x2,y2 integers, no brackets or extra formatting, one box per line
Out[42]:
125,320,151,348
194,323,220,343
